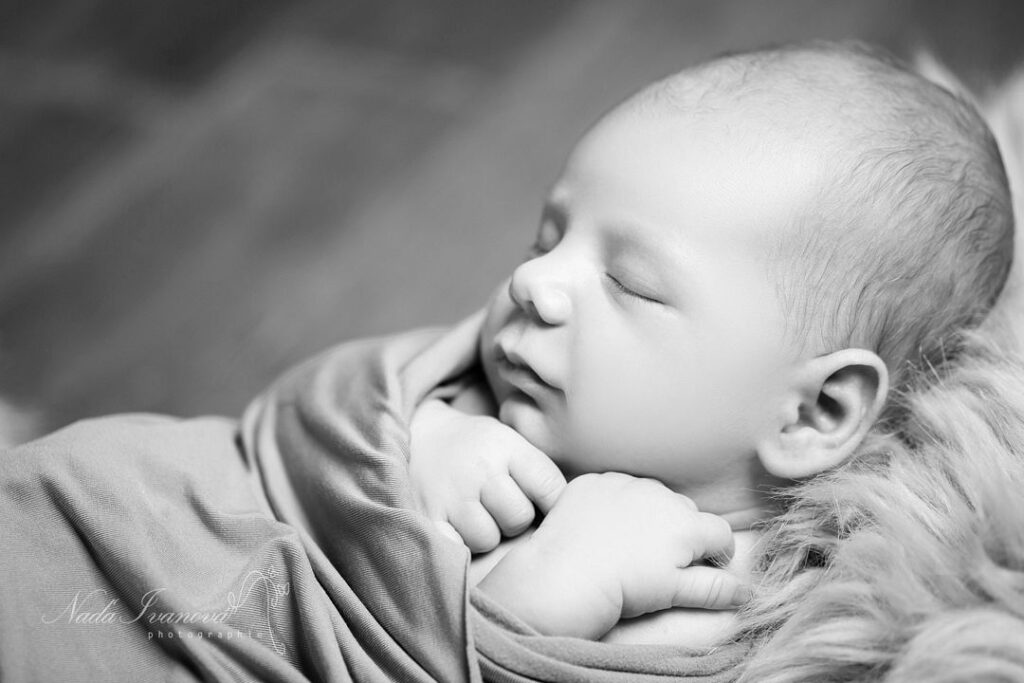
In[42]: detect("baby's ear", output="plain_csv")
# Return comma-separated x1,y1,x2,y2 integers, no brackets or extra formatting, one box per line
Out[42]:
757,349,888,480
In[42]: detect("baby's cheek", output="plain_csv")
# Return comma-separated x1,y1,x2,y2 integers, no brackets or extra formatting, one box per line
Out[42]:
498,397,564,462
564,365,700,471
478,330,509,399
480,351,510,404
562,392,642,472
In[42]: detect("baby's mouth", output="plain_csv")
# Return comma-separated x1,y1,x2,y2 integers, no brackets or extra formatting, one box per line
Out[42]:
494,346,554,396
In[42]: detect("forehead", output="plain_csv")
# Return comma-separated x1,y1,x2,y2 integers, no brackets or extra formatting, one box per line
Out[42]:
556,106,827,258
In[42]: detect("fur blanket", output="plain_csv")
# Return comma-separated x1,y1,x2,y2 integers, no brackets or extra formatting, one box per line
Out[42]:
726,63,1024,682
732,329,1024,682
0,56,1022,683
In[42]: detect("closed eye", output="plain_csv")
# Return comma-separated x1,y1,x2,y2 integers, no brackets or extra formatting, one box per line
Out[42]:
527,204,567,259
605,273,662,304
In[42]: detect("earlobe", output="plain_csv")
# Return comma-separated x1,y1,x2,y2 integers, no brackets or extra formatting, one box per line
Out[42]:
758,349,889,480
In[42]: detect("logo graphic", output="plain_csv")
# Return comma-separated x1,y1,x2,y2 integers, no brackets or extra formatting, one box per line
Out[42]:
41,567,292,654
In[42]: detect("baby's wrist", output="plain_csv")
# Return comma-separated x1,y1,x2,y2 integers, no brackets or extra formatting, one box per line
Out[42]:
478,539,619,639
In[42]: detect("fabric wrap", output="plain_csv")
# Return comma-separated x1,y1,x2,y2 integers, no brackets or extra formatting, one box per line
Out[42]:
0,313,746,682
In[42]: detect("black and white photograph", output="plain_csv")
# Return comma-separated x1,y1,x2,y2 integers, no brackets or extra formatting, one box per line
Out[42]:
2,1,1024,681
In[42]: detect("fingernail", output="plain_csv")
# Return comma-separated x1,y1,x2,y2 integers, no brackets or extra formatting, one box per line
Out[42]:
731,585,753,607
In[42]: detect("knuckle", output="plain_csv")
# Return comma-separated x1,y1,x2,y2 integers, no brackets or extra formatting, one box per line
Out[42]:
697,513,735,561
474,458,506,480
570,472,601,489
535,469,565,498
465,415,506,442
464,524,500,553
700,574,727,609
709,512,734,538
451,503,500,552
628,476,669,499
678,495,699,511
490,421,523,443
502,502,535,534
466,536,496,554
481,471,507,491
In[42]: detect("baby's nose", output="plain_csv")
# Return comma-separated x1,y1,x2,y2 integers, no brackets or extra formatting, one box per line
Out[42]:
508,262,572,326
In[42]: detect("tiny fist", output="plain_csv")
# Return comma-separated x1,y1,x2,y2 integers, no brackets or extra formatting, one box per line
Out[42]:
507,442,566,514
449,502,501,553
481,475,536,536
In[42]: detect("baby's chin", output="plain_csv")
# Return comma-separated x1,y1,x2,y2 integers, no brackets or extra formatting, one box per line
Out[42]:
496,391,566,462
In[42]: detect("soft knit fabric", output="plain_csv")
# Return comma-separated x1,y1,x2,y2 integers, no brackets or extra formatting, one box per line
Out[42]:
0,315,746,682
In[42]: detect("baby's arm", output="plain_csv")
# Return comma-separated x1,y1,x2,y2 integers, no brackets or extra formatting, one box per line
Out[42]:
409,392,566,552
477,472,747,640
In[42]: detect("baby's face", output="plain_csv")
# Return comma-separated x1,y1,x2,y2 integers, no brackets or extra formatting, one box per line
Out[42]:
480,106,822,510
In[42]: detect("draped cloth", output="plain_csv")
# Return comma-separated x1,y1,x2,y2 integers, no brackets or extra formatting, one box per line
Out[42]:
0,313,746,682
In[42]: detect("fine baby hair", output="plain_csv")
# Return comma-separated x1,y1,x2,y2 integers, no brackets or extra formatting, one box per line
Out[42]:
639,41,1013,397
700,43,1024,682
1,37,1022,682
424,38,1022,659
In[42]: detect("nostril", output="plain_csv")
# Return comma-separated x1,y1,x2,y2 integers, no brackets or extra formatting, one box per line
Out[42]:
507,270,538,319
508,261,570,326
516,300,544,325
508,268,531,310
531,289,570,326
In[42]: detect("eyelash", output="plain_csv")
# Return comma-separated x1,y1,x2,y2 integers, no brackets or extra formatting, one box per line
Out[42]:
525,221,663,306
606,273,661,304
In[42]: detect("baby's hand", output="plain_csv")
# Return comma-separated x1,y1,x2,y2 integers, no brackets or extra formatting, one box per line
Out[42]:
477,472,745,639
409,399,566,553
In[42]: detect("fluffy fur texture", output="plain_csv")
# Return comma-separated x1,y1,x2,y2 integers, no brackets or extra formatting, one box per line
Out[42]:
737,331,1024,681
638,42,1014,392
733,63,1024,682
1,47,1021,682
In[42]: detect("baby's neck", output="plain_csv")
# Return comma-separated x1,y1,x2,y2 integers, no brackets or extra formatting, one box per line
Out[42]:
681,469,789,531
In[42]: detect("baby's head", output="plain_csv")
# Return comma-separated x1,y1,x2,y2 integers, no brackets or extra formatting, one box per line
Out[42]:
479,41,1013,517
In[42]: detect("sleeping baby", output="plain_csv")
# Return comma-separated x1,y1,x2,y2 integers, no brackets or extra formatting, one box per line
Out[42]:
0,39,1014,682
407,40,1014,644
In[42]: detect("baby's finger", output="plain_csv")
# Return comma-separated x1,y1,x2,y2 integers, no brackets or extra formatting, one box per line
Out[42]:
689,512,736,565
449,501,501,554
672,566,751,610
434,520,466,546
508,446,566,514
480,475,536,537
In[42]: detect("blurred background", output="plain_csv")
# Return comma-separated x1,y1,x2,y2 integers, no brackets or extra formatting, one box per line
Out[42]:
2,0,1023,433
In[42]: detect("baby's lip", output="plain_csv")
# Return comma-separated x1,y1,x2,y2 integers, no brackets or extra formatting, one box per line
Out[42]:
495,344,558,395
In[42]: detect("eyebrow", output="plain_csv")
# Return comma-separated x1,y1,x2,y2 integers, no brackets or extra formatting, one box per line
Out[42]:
541,195,694,291
604,221,687,274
